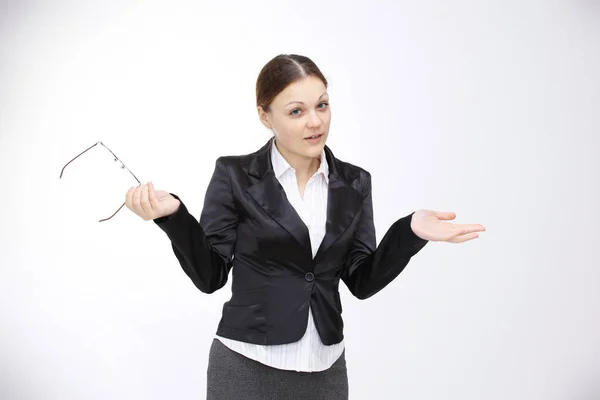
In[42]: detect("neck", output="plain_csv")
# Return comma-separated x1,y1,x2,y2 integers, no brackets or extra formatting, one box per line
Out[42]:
274,139,321,182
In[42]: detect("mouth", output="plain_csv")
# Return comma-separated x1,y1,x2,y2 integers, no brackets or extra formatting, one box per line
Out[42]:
304,133,324,140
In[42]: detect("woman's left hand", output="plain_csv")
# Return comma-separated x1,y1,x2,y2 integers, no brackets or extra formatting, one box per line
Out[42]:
410,210,485,243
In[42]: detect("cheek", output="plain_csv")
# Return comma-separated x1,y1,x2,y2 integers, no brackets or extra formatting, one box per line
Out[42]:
273,118,305,141
322,109,332,124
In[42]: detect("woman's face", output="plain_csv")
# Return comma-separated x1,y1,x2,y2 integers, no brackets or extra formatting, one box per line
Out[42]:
258,75,331,161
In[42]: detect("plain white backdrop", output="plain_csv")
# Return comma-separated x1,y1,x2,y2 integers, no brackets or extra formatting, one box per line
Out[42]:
1,0,599,399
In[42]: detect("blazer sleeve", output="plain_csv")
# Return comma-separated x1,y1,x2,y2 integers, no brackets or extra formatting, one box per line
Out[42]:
341,171,429,300
153,157,238,294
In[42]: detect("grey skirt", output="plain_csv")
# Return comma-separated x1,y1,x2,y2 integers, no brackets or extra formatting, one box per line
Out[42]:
206,338,349,400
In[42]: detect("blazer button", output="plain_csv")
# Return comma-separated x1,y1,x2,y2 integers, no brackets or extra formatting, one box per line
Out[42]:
305,272,315,282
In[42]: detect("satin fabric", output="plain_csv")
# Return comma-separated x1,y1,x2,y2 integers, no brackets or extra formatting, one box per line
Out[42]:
154,137,428,346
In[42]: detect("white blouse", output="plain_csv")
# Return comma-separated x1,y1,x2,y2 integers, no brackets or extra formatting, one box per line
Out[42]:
215,141,346,372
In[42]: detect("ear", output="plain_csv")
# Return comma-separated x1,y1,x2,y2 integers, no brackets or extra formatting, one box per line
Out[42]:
257,106,272,129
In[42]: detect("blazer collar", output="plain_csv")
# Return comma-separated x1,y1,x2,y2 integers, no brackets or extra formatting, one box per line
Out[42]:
246,137,362,263
247,136,357,182
270,139,329,184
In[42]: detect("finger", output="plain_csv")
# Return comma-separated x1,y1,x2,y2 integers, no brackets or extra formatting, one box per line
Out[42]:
148,182,159,210
125,186,135,210
132,184,144,217
449,232,479,243
140,183,152,217
455,223,486,233
435,211,456,221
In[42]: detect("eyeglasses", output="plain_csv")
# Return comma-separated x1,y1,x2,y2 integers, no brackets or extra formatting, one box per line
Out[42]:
59,141,141,222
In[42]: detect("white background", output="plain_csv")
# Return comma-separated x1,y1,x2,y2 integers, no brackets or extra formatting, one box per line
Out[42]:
1,0,599,399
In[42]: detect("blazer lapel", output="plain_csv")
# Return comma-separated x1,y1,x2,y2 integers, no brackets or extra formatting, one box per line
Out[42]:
246,137,362,260
315,148,362,259
246,138,312,255
246,173,312,255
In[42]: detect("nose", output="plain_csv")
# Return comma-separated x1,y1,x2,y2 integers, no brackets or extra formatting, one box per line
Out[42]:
306,110,322,129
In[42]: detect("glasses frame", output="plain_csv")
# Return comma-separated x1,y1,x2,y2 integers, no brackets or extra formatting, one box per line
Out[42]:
59,141,141,222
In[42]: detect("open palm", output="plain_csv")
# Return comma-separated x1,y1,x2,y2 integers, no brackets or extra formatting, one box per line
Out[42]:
410,210,485,243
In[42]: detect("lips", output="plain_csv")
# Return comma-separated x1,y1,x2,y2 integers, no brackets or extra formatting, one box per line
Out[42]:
304,134,323,140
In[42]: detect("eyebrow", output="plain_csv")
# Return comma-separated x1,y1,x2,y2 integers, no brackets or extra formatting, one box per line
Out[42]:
284,92,329,107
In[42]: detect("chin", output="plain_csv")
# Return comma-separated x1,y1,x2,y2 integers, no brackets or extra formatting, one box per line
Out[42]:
305,143,325,157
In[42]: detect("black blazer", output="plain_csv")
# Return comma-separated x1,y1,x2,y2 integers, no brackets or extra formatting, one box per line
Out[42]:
154,137,428,346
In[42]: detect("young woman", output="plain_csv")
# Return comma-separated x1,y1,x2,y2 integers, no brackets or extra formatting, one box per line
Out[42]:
125,54,485,400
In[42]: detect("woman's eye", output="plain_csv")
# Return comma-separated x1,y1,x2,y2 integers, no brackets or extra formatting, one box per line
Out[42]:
290,103,328,116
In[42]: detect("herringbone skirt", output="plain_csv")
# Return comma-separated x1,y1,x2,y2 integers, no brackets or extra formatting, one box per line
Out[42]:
206,338,349,400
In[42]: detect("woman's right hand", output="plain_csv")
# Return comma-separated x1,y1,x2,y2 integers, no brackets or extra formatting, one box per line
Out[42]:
125,182,181,221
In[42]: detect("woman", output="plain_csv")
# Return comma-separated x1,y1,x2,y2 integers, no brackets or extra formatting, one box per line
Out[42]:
125,54,485,399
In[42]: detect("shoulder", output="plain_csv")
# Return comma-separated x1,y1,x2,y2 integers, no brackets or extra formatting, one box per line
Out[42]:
328,151,372,197
212,147,264,174
209,142,270,181
330,153,371,182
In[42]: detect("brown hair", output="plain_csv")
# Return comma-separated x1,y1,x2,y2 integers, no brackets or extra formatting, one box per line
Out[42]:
256,54,328,112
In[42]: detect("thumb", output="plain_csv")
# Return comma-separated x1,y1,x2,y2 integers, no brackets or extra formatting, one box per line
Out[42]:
434,211,456,220
147,182,169,200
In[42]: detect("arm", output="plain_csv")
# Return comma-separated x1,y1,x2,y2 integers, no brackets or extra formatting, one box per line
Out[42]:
153,157,237,294
341,172,429,300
